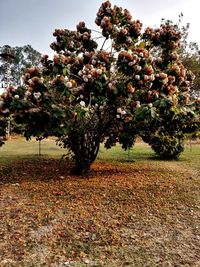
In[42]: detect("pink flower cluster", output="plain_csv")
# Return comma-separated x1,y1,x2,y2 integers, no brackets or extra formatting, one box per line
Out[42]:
144,22,181,50
78,64,106,82
95,1,142,49
117,48,154,91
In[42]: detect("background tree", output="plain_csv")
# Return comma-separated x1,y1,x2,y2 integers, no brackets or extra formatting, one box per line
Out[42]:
179,19,200,99
0,45,41,87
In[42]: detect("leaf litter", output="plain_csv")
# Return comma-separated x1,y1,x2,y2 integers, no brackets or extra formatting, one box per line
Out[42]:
0,158,200,266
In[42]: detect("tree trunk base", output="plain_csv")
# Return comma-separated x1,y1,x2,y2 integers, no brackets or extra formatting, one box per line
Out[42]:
72,161,92,176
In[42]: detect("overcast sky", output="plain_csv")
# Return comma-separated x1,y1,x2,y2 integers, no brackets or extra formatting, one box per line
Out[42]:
0,0,199,57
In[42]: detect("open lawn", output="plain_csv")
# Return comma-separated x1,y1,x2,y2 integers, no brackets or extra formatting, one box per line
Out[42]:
0,138,200,266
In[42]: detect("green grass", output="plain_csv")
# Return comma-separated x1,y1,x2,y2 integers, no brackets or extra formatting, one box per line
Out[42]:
99,141,200,171
0,138,64,160
0,138,200,171
1,138,154,161
98,142,154,162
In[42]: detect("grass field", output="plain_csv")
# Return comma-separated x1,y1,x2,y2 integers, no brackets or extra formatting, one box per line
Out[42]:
0,138,200,266
0,137,199,164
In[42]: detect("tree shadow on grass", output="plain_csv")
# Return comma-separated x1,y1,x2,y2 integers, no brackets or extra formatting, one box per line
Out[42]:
147,154,190,163
0,158,75,184
0,157,148,185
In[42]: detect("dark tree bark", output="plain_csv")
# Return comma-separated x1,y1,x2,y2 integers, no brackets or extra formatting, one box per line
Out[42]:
69,129,100,175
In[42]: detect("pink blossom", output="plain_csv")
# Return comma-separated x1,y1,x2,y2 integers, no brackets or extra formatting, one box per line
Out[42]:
96,69,102,75
34,92,41,99
117,107,122,114
66,81,73,88
80,101,85,107
14,95,20,99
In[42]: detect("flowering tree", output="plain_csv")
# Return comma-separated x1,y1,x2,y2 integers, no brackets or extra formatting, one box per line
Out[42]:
0,1,199,172
139,20,199,158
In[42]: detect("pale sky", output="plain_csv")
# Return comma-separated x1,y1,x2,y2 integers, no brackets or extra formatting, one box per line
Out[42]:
0,0,200,58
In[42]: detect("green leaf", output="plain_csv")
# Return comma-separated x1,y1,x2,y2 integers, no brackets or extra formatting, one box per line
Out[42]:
53,66,59,74
63,68,68,76
138,41,145,48
150,107,157,119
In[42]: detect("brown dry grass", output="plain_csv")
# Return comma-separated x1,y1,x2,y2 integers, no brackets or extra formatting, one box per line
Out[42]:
0,152,200,267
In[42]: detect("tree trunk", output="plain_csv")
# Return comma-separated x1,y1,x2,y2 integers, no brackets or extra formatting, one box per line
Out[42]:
69,129,100,175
